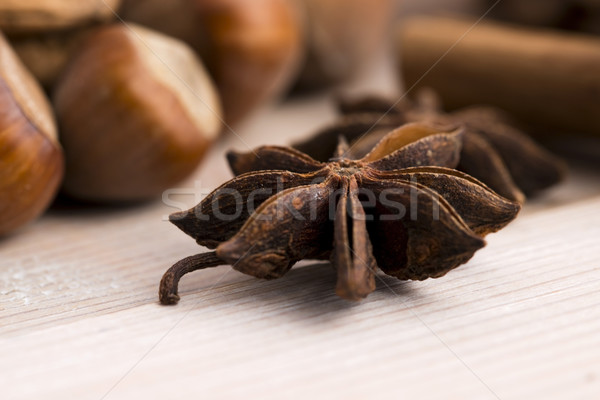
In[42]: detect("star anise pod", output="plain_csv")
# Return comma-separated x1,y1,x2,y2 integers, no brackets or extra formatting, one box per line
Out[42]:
159,122,520,304
294,90,566,203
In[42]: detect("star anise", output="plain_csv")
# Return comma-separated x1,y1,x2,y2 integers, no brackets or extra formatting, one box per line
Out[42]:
294,90,566,203
159,122,520,304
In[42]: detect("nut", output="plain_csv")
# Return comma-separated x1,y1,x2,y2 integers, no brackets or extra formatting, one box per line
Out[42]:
0,0,122,34
119,0,304,125
8,27,91,89
53,23,223,202
0,0,122,33
118,0,205,51
0,32,64,236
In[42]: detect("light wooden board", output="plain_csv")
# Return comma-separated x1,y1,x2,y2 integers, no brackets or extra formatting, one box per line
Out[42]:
2,93,600,400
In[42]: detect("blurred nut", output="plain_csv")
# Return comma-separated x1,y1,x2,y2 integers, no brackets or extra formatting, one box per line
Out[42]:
294,0,395,89
196,0,304,124
8,27,91,89
120,0,304,125
53,24,222,202
0,0,122,33
118,0,204,51
0,33,64,236
400,16,600,137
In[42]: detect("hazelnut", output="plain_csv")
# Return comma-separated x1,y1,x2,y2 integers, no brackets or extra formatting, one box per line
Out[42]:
53,23,223,202
0,0,122,33
0,33,64,236
8,27,91,89
118,0,205,51
119,0,304,125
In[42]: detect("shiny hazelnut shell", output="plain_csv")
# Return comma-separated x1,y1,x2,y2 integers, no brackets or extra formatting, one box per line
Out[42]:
0,33,63,236
53,24,222,202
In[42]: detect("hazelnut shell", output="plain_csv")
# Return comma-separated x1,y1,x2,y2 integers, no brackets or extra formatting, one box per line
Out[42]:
0,0,122,33
53,24,222,202
0,33,63,236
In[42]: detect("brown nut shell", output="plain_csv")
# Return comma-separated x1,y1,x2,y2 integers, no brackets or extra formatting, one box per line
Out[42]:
0,33,63,236
53,24,222,202
0,0,122,33
8,27,92,89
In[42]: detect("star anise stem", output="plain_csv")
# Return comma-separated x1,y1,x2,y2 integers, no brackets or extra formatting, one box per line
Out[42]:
159,252,225,305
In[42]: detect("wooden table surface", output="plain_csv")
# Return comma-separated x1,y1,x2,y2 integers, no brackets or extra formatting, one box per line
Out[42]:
2,59,600,400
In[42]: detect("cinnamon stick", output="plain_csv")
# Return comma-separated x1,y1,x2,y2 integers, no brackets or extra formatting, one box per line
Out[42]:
399,17,600,137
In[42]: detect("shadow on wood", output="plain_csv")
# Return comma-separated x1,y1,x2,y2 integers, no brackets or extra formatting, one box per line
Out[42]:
178,261,421,325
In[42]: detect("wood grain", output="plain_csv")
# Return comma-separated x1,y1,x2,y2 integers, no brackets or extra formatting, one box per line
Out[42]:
2,93,600,400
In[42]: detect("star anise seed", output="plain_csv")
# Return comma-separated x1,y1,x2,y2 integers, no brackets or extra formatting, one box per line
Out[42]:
160,122,520,305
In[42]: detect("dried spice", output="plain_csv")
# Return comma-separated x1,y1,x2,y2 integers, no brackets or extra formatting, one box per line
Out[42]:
294,90,566,202
159,122,520,304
